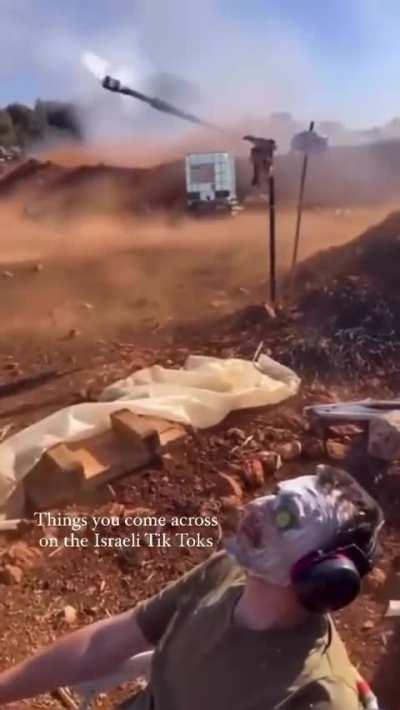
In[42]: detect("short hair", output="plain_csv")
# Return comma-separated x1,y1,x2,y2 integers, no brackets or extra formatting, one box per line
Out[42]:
315,465,384,567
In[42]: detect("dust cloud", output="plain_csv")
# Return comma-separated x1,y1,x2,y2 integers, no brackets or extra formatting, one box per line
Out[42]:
0,188,392,345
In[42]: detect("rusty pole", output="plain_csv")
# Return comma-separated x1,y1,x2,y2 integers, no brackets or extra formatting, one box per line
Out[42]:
268,165,277,305
291,120,315,275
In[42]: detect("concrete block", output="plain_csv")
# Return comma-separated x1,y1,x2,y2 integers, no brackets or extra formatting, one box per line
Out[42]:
111,409,161,455
111,410,185,448
25,444,84,509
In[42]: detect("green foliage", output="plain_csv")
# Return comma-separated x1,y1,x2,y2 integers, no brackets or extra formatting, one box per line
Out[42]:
0,109,17,147
41,100,82,139
7,103,44,147
0,99,82,149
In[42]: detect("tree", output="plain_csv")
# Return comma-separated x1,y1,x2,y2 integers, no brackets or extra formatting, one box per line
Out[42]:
39,100,82,139
7,103,43,147
0,109,17,147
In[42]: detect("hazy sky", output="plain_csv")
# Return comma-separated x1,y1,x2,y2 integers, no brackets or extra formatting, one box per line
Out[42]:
1,0,400,129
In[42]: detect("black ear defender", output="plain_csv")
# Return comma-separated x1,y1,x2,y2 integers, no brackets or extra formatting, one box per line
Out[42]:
290,541,375,613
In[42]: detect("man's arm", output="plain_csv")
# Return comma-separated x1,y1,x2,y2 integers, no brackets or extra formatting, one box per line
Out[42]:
0,608,153,705
0,551,226,705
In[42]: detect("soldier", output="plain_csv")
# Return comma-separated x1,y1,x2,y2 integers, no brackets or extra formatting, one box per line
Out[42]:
243,135,277,187
0,466,383,708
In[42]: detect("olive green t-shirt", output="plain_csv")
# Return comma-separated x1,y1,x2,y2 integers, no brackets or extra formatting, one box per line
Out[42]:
131,551,361,710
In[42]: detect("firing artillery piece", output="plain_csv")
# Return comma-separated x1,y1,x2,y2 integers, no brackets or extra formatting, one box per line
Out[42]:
102,75,222,131
102,75,238,217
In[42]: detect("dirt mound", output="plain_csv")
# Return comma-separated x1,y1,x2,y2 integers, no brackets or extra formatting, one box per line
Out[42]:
295,211,400,293
208,212,400,382
6,139,400,221
0,157,185,216
266,214,400,377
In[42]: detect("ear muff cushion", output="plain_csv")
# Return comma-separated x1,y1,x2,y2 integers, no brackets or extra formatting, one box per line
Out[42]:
291,554,361,613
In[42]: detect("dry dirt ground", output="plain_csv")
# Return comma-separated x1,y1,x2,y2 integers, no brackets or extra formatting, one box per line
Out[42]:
0,198,399,709
0,199,392,341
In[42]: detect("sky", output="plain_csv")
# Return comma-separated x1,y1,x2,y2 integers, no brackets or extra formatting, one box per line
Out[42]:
1,0,400,133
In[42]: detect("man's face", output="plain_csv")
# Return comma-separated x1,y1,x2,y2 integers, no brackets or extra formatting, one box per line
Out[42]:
226,474,355,586
231,492,307,585
234,496,281,562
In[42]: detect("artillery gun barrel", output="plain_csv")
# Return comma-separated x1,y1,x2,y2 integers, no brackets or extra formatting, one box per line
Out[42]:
101,75,224,132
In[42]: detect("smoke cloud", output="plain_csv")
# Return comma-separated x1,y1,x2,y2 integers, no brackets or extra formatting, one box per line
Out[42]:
0,0,318,146
2,0,400,149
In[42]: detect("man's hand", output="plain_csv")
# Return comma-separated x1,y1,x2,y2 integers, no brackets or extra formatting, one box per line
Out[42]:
0,608,153,705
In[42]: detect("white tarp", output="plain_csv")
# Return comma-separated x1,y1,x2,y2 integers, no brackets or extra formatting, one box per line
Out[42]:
0,355,300,517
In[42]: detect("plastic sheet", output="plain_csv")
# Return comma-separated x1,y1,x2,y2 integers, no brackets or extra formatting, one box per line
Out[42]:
0,355,300,517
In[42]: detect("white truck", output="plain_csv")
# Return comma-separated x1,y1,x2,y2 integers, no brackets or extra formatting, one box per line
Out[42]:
185,152,238,215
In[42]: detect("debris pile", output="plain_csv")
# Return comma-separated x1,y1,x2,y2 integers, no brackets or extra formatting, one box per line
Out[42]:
274,290,400,378
218,213,400,381
282,212,400,378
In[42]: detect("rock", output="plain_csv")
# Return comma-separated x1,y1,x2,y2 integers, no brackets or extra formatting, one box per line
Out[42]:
214,472,243,499
227,427,246,441
81,302,94,311
0,564,23,585
4,361,20,372
240,458,265,489
263,426,287,441
2,271,14,279
210,436,226,447
273,441,302,462
63,605,78,625
257,451,282,475
325,439,350,461
68,328,80,339
362,620,375,631
33,263,43,273
279,413,304,431
6,542,43,571
369,411,400,461
364,567,387,595
302,437,325,459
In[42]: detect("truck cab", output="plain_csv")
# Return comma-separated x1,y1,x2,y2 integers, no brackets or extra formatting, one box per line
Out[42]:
185,152,238,215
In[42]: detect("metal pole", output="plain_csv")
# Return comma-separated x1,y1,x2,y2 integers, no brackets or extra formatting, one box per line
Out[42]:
291,121,314,273
268,167,276,305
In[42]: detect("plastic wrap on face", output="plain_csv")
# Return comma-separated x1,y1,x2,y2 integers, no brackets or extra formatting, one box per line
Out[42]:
226,475,355,586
